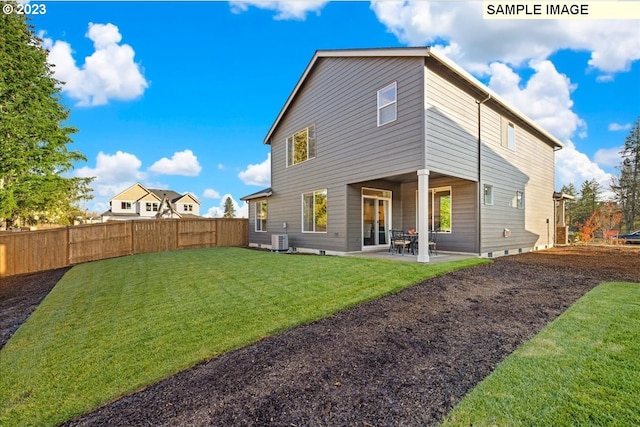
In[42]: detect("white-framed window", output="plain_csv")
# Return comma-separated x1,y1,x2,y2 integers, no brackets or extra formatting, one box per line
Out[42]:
432,187,452,232
507,122,516,150
255,200,267,232
121,201,131,210
302,189,327,233
484,184,493,205
416,186,452,233
184,204,193,212
502,118,516,151
286,125,316,167
513,191,524,209
145,202,159,212
377,82,397,126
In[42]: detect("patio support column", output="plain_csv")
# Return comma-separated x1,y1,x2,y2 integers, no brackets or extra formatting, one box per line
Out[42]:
417,169,430,263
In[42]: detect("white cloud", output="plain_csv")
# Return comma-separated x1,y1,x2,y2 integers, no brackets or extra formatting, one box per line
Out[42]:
203,189,221,199
42,23,148,106
238,153,271,186
594,147,622,168
229,1,327,20
75,150,146,196
487,60,586,142
148,150,202,176
370,1,640,75
75,151,149,212
609,122,632,131
203,194,248,219
483,60,616,196
556,141,613,199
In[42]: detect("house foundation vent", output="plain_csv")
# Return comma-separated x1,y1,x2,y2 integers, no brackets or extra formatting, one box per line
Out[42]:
271,234,288,252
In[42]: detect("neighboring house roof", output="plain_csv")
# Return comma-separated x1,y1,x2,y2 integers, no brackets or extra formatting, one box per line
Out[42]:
241,188,273,201
149,189,184,204
110,182,149,202
263,47,563,151
175,193,201,205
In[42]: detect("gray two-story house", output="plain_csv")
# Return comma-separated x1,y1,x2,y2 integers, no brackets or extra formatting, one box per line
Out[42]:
242,47,563,262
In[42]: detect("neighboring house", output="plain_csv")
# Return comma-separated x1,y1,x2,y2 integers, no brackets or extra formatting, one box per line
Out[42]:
102,183,201,221
241,47,563,262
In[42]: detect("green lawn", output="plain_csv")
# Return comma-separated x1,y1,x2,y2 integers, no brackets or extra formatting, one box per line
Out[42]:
0,247,486,427
441,281,640,427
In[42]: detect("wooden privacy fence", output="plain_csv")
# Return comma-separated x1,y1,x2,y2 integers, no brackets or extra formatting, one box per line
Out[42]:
0,218,248,277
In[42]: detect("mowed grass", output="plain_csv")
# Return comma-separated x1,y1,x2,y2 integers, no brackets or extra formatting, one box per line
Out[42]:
0,247,487,427
441,281,640,427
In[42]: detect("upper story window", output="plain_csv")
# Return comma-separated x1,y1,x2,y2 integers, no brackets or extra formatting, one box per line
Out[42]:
286,125,316,167
121,202,131,210
255,200,267,232
502,119,516,151
184,204,193,212
146,202,159,212
507,122,516,150
377,82,397,126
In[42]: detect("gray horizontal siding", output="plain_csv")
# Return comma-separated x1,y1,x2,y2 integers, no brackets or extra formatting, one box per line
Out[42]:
246,198,272,247
425,66,479,182
429,177,478,253
267,56,425,252
346,180,402,252
479,105,555,253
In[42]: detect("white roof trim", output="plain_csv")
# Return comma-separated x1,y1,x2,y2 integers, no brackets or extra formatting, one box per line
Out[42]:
263,47,563,150
110,182,151,202
425,48,563,149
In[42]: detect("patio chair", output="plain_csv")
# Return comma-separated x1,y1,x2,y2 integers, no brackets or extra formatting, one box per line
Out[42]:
389,230,412,254
428,230,438,256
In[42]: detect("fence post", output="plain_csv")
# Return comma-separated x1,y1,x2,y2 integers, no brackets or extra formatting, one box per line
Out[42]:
175,219,179,250
130,220,135,255
66,226,70,267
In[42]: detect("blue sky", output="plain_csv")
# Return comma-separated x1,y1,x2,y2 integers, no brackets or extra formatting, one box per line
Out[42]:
29,1,640,216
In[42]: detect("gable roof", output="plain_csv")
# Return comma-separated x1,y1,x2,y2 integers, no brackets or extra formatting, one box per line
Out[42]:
175,193,201,205
241,187,273,201
263,47,563,150
110,183,150,201
149,189,184,203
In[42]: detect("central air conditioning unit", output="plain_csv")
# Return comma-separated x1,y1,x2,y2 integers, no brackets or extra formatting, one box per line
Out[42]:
271,234,288,252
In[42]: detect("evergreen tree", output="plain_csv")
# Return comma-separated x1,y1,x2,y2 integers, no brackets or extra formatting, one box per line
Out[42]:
0,5,92,227
560,183,577,229
223,196,236,218
611,117,640,232
572,179,600,229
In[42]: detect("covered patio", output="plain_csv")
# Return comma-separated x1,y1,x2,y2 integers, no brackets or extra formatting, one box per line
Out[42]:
346,170,479,262
347,249,477,263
